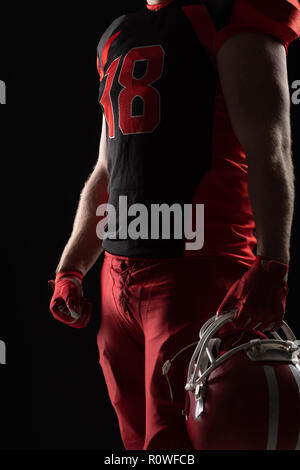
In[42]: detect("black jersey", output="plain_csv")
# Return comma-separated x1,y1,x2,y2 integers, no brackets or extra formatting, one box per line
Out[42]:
97,0,300,261
98,0,216,257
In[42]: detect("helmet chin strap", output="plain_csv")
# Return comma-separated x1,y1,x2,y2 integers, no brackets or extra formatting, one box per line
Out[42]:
162,341,199,402
162,313,300,403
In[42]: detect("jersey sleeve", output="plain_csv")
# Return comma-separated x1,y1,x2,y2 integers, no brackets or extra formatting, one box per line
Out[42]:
215,0,300,53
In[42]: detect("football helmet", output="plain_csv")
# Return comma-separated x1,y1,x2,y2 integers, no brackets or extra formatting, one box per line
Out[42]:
184,313,300,450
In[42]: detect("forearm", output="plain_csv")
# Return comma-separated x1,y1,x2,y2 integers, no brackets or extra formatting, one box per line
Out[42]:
56,167,109,276
247,143,294,264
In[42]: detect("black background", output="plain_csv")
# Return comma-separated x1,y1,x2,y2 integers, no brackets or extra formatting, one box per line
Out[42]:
0,1,299,451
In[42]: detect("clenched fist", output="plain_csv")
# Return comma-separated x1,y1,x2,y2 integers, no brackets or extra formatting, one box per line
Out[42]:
217,256,289,332
49,271,92,328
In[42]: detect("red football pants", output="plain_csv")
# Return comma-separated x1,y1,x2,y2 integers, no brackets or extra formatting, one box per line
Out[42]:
97,252,247,450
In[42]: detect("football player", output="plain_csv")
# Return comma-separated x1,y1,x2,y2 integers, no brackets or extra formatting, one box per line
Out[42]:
49,0,300,450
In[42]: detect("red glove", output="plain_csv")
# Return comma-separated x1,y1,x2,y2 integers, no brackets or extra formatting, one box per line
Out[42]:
217,256,289,332
49,271,92,328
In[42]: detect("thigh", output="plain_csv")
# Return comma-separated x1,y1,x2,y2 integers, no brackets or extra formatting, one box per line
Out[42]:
142,256,247,450
97,255,146,450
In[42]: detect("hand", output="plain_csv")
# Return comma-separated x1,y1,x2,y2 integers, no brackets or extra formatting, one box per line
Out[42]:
216,256,289,332
49,271,92,328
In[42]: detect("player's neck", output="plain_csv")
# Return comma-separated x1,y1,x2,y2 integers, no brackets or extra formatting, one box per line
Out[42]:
147,1,163,5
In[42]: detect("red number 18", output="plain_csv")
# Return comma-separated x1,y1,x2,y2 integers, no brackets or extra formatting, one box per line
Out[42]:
100,45,165,138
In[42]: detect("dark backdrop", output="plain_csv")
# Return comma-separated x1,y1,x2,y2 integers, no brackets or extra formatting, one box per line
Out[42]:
0,1,299,451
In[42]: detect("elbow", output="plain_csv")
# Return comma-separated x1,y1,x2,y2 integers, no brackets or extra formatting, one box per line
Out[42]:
244,126,293,172
245,132,295,196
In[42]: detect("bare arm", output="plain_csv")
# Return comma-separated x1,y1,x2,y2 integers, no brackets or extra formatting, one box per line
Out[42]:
217,33,294,265
56,117,109,275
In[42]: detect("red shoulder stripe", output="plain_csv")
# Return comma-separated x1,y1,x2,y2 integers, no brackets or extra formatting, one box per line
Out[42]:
98,31,121,80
